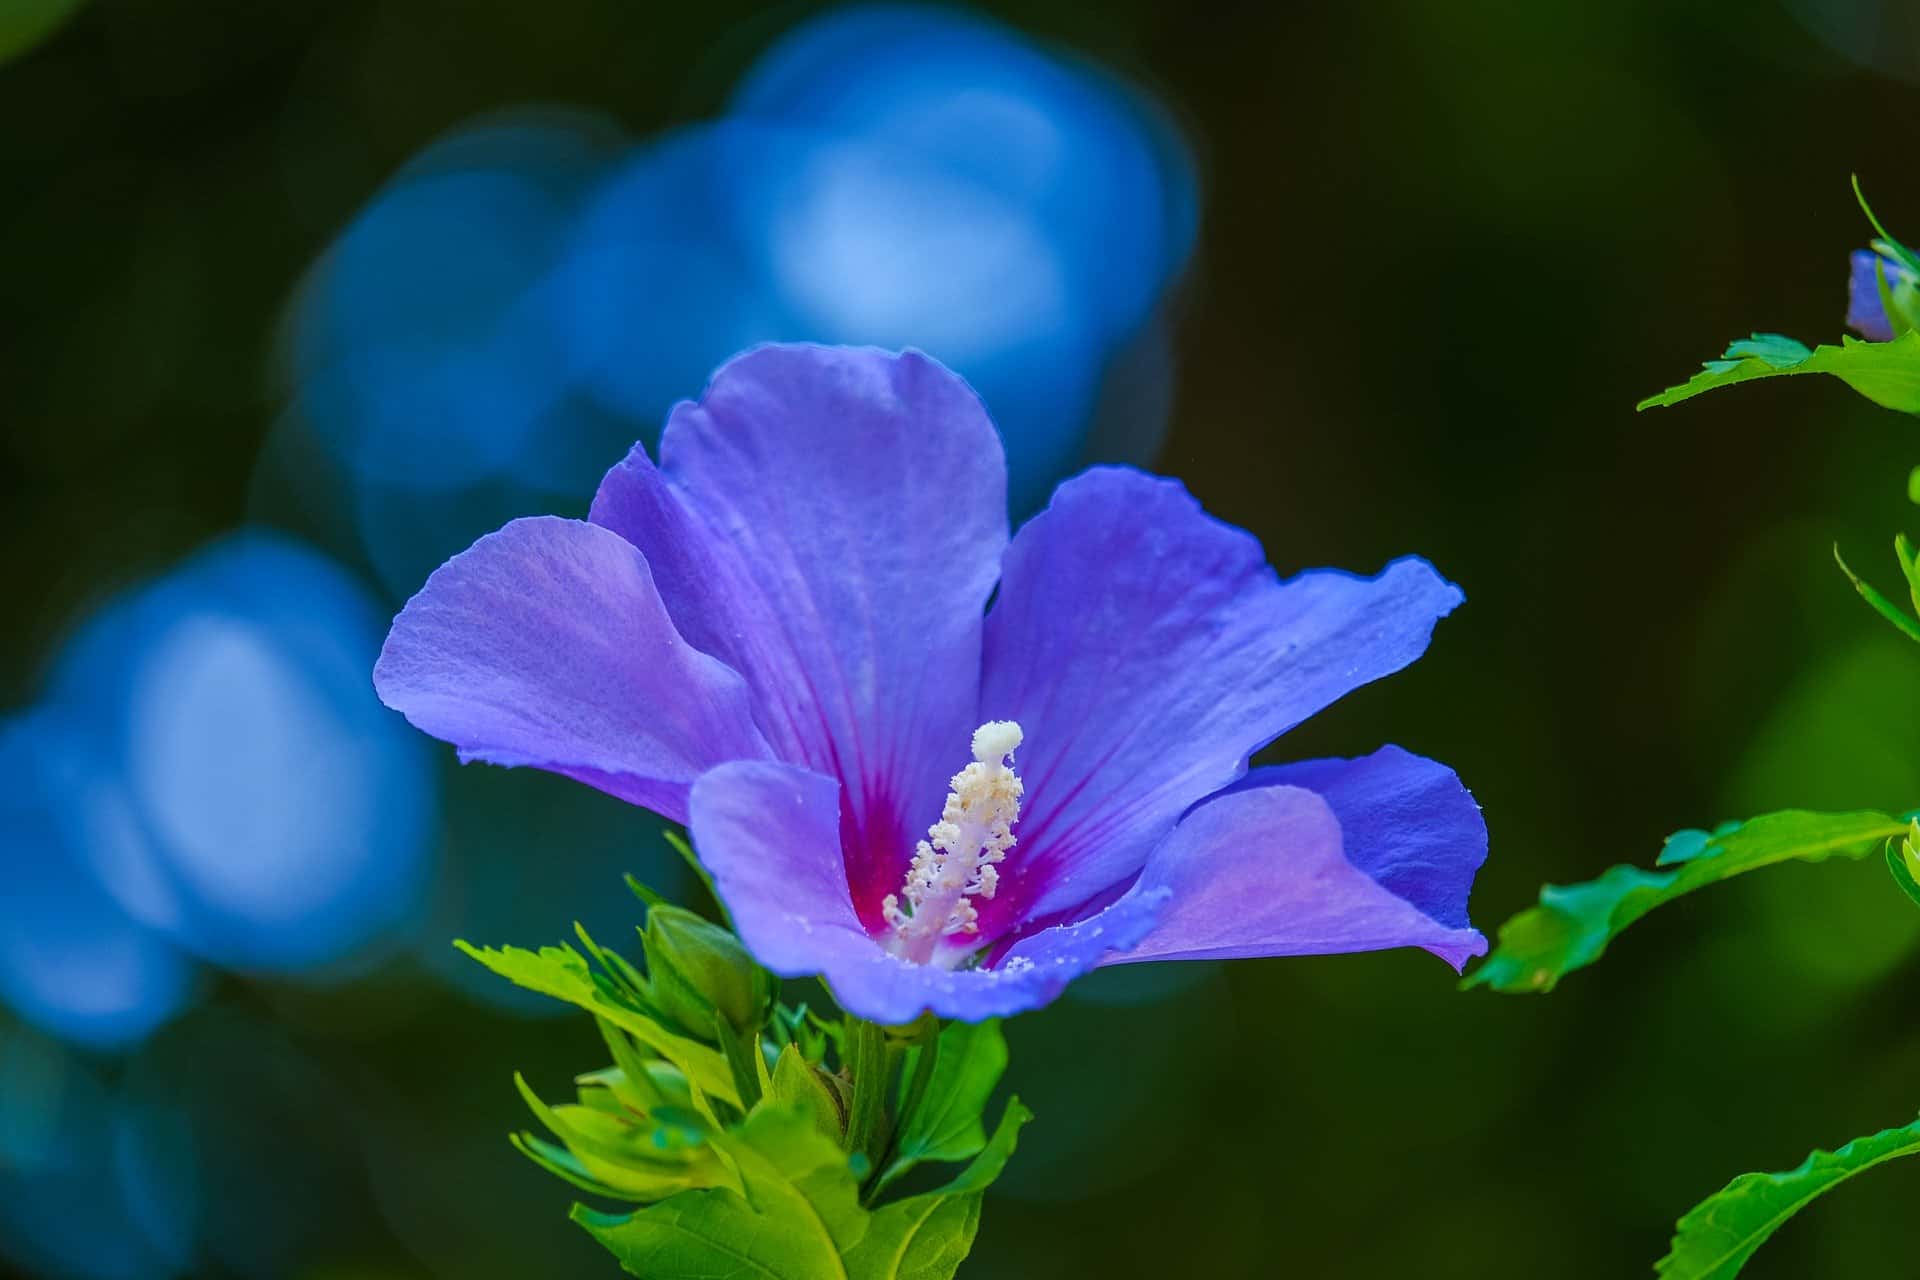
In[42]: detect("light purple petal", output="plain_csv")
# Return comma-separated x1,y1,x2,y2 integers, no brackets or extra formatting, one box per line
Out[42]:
1246,745,1486,933
689,761,1118,1022
978,466,1463,929
373,516,769,823
1100,779,1487,972
593,345,1008,926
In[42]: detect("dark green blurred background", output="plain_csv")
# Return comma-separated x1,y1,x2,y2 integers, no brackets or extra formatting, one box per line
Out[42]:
7,0,1920,1276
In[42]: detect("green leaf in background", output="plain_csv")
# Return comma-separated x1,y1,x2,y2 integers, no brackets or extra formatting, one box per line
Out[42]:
575,1099,1032,1280
1886,821,1920,912
1464,810,1905,993
1832,544,1920,644
874,1019,1008,1197
1636,331,1920,414
1657,1114,1920,1279
1896,534,1920,616
0,0,87,64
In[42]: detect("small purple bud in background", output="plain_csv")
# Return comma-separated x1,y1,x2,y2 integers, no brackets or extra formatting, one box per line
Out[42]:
1847,248,1918,341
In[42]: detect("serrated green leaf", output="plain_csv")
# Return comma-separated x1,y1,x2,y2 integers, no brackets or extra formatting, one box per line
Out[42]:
575,1103,867,1279
845,1100,1032,1280
456,940,738,1108
1465,810,1905,993
1833,544,1920,643
1658,1113,1920,1279
576,1097,1032,1280
1637,330,1920,414
874,1020,1008,1197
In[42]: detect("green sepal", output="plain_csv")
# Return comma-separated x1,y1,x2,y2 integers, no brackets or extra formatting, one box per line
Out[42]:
843,1017,896,1173
714,1015,765,1112
771,1043,849,1143
1464,810,1906,993
511,1072,727,1201
1885,822,1920,911
662,828,730,928
1853,175,1920,276
1657,1112,1920,1279
1896,532,1920,616
1833,544,1920,644
1637,330,1920,414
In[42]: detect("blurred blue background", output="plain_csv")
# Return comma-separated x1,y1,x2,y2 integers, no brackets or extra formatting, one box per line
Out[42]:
5,1,1920,1277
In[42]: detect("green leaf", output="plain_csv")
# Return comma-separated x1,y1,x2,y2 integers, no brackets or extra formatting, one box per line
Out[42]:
1886,823,1920,912
1637,330,1920,414
512,1073,725,1200
1465,810,1905,993
1657,1113,1920,1278
575,1100,1031,1280
576,1103,867,1279
845,1100,1033,1280
874,1020,1008,1196
456,940,739,1108
0,0,87,64
1833,544,1920,644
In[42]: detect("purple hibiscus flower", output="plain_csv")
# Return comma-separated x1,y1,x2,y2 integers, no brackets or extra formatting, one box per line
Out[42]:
374,344,1487,1023
1847,248,1918,342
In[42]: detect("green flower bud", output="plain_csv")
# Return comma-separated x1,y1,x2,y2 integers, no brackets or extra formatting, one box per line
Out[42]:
643,906,774,1040
770,1043,848,1141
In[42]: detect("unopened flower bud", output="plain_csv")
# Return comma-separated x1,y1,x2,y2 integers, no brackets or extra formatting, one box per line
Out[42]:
643,906,774,1040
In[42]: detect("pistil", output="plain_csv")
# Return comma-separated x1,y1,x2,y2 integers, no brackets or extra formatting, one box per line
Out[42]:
882,721,1024,966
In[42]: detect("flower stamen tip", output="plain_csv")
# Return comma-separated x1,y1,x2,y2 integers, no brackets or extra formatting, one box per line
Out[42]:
970,719,1023,764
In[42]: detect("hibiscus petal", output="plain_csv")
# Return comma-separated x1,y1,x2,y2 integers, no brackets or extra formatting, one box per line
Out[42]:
689,761,1126,1022
979,466,1463,927
373,516,769,822
591,345,1010,925
1247,745,1485,933
1100,777,1487,972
